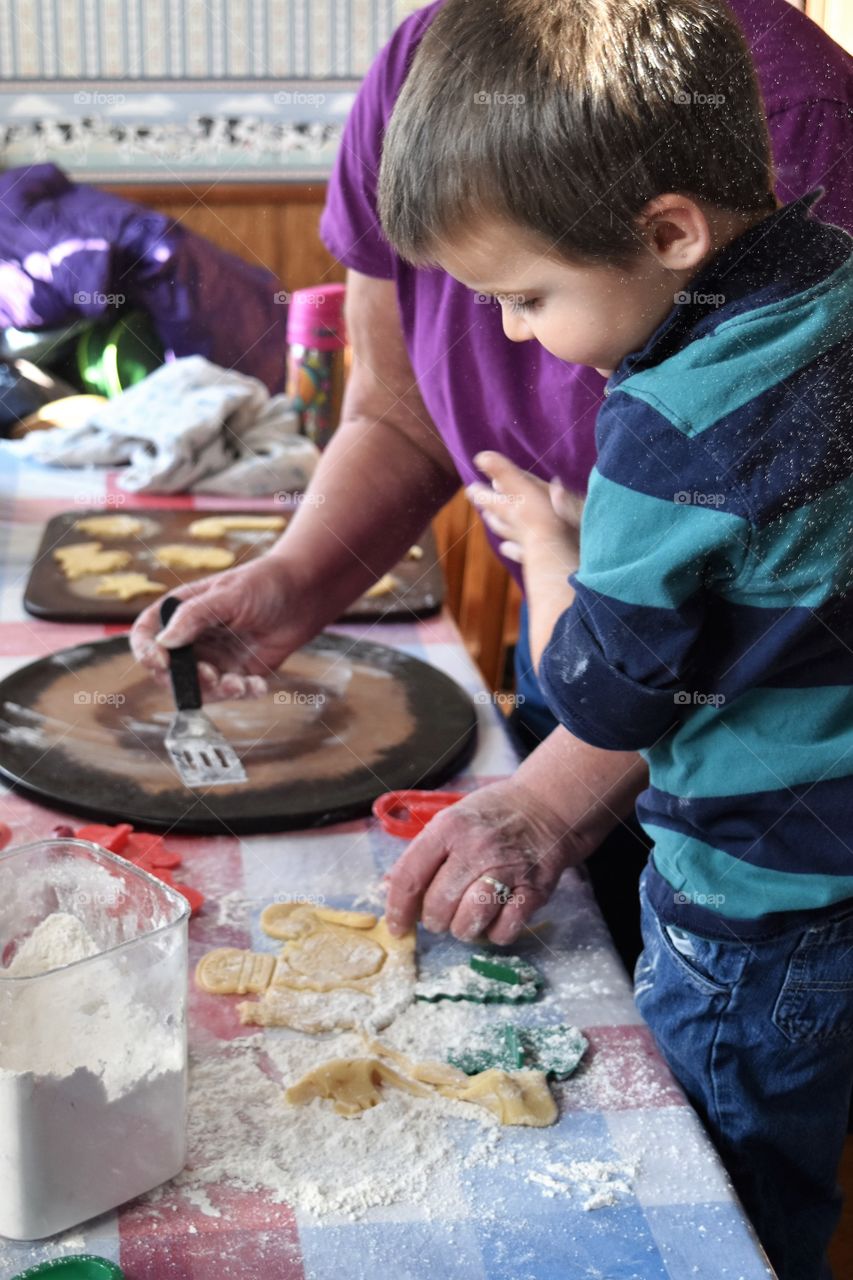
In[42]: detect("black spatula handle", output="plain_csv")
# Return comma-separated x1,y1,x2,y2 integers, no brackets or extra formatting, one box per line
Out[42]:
160,597,202,711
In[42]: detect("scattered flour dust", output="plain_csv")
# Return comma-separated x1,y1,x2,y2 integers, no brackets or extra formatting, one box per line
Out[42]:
527,1158,637,1210
170,1030,501,1222
214,890,253,929
164,961,642,1224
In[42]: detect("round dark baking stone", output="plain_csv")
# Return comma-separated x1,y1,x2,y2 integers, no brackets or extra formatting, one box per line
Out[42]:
0,633,478,834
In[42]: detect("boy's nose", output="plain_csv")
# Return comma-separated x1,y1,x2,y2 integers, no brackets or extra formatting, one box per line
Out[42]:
500,307,534,343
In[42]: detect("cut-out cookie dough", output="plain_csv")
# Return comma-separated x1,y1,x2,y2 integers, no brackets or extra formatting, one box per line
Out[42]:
54,542,131,580
94,572,166,601
154,543,235,571
285,1038,557,1127
74,514,146,538
364,573,401,599
188,515,286,539
195,904,416,1033
286,1057,430,1118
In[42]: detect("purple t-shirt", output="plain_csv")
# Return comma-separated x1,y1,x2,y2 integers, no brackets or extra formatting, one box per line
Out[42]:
321,0,853,557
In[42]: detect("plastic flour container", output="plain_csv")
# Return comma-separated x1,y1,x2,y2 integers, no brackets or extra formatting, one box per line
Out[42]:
0,838,189,1239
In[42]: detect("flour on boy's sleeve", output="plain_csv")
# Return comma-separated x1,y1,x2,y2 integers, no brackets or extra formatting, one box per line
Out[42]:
538,467,749,752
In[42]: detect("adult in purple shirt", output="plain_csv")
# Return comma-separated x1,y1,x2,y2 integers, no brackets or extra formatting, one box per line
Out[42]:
133,0,853,948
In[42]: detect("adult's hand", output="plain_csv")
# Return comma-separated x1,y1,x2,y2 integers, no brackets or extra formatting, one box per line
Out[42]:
385,778,578,944
130,554,314,700
385,728,649,943
130,269,460,699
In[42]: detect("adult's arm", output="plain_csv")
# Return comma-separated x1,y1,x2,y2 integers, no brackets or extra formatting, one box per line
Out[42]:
386,726,648,943
130,270,460,693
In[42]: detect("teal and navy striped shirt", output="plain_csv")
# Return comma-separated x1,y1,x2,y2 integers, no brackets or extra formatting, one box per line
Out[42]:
540,195,853,937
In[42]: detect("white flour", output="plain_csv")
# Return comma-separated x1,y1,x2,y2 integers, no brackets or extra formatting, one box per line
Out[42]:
159,967,641,1225
6,912,99,977
0,911,186,1240
527,1158,637,1209
172,1033,501,1222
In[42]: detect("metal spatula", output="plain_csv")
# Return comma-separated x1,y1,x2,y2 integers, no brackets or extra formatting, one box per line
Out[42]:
159,596,248,788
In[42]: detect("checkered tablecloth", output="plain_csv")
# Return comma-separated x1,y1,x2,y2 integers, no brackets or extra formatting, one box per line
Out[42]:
0,450,774,1280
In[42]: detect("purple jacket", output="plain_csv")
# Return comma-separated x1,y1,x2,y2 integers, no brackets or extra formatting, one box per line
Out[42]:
0,164,287,392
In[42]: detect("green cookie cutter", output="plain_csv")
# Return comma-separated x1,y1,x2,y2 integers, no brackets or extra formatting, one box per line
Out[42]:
11,1257,125,1280
448,1023,589,1079
415,953,543,1004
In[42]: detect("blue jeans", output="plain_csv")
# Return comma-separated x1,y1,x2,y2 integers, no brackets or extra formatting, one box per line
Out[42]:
635,867,853,1280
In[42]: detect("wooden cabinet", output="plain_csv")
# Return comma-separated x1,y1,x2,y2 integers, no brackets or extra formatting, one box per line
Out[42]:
113,182,345,293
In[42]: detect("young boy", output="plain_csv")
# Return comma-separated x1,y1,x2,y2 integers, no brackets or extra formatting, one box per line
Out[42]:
377,1,853,1277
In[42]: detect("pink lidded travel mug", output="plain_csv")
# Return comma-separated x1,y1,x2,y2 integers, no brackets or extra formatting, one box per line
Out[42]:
286,283,347,450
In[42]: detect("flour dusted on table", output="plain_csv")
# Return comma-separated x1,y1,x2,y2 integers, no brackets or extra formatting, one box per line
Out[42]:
172,1031,501,1222
527,1158,637,1209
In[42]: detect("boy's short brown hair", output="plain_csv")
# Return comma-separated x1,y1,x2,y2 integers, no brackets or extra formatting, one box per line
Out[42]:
378,0,776,266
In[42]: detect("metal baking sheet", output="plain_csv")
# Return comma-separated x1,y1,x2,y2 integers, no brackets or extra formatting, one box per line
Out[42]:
24,507,444,624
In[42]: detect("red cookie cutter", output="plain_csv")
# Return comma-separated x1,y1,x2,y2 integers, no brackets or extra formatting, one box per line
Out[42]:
54,821,204,915
372,790,466,838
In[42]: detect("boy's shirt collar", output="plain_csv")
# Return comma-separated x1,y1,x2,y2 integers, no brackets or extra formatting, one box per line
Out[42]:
605,191,850,394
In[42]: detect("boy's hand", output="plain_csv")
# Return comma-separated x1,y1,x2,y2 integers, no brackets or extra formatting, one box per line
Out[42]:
468,451,583,565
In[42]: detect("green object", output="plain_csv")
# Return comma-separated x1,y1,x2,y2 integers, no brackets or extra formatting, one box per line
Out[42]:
77,310,163,398
470,952,540,986
11,1257,125,1280
448,1023,588,1079
414,953,543,1004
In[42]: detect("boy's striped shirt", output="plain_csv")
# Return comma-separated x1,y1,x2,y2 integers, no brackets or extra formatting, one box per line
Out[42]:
540,195,853,937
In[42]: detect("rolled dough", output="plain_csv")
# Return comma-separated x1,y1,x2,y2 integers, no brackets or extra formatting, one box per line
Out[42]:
74,514,145,538
364,573,401,599
195,904,417,1033
94,573,166,601
286,1040,557,1127
188,515,286,539
54,542,132,580
154,543,235,571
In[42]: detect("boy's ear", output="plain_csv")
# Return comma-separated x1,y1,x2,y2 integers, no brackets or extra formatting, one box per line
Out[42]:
638,194,712,271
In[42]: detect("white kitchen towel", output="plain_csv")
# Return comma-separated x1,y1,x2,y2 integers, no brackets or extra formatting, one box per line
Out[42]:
17,355,319,495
